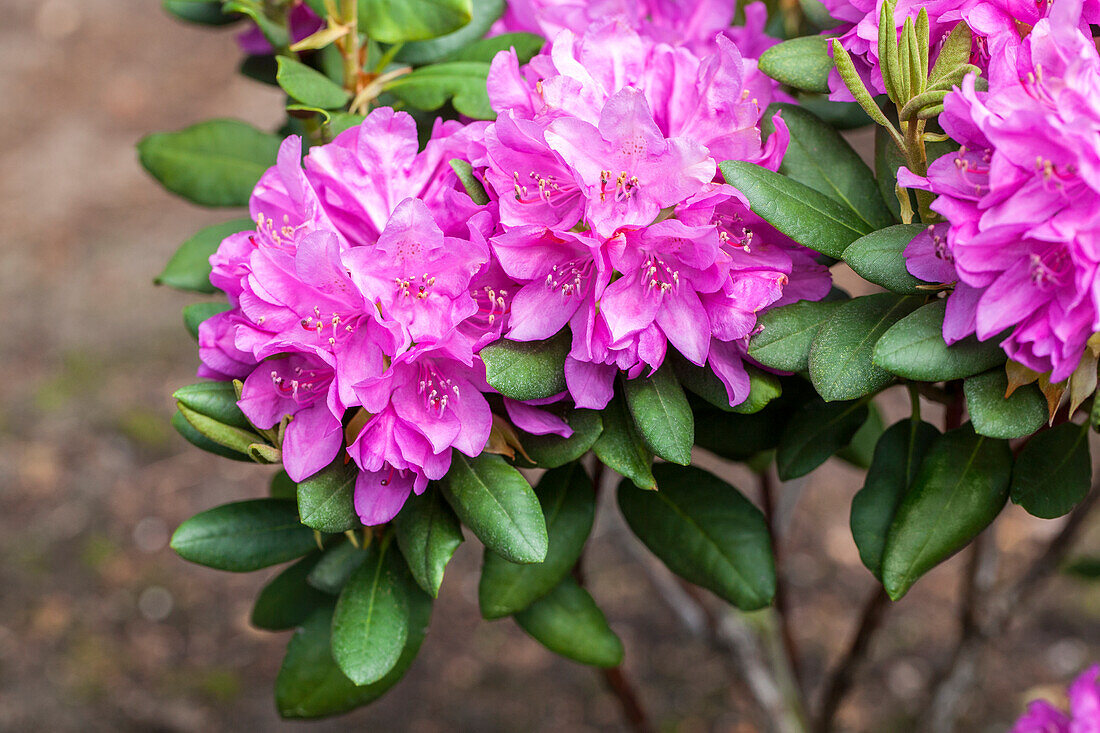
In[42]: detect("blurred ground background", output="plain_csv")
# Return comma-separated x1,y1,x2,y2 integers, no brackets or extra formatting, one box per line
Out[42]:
2,1,1100,731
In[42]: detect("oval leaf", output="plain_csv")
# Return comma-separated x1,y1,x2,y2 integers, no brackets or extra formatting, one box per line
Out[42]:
183,301,232,340
138,119,281,206
622,366,694,466
748,298,844,373
173,381,251,430
618,464,776,610
479,464,595,618
809,293,921,402
881,424,1013,600
873,300,1006,381
440,453,548,564
513,576,623,667
384,62,493,120
396,0,505,65
297,459,360,534
156,218,253,293
842,224,929,294
163,0,240,25
171,410,250,462
758,36,833,93
520,408,603,469
252,552,330,631
964,369,1048,439
276,56,351,109
170,499,318,572
592,391,655,490
362,0,473,42
776,398,870,480
480,331,569,401
308,540,369,595
393,486,464,598
1010,422,1092,519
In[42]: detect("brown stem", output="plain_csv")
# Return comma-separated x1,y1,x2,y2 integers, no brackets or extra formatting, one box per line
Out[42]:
759,469,804,697
602,667,656,733
813,587,890,733
943,381,964,431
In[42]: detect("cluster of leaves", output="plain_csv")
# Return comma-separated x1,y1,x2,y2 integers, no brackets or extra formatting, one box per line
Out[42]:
147,0,1099,722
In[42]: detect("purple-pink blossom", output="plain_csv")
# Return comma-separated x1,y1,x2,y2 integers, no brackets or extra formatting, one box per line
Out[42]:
237,0,323,55
1011,664,1100,732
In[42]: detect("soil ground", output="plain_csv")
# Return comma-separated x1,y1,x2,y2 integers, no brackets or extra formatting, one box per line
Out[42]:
2,2,1100,731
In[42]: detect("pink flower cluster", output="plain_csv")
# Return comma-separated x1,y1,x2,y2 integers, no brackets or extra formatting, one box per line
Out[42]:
201,5,829,524
901,0,1100,382
1011,664,1100,732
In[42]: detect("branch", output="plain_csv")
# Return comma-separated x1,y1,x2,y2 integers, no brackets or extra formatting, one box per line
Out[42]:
759,468,805,697
601,667,656,733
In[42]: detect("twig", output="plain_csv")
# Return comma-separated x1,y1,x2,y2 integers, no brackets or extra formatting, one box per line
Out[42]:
601,667,656,733
813,587,890,733
759,468,804,696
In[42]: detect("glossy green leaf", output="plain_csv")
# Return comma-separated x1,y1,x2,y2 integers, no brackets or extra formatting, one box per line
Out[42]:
396,0,505,65
252,552,330,631
719,161,873,258
138,119,282,206
881,425,1013,599
622,366,693,466
163,0,239,25
479,464,595,618
171,410,250,461
837,402,886,469
757,36,833,93
275,568,431,718
873,300,1006,381
156,218,252,293
842,224,929,294
520,408,603,469
964,370,1048,439
307,541,368,594
776,399,869,480
393,487,464,598
331,539,410,685
449,159,490,205
441,32,545,64
276,57,352,109
324,112,367,138
1010,423,1092,519
513,576,623,668
691,378,816,462
170,499,317,572
173,381,250,430
384,62,493,119
270,470,297,499
797,96,872,129
748,299,844,373
297,459,359,534
618,464,776,610
765,103,894,231
183,302,232,339
809,293,921,401
850,419,939,578
592,392,656,490
875,125,911,221
731,366,784,415
481,332,569,401
223,0,288,47
177,403,263,455
441,453,548,564
670,353,780,414
361,0,473,42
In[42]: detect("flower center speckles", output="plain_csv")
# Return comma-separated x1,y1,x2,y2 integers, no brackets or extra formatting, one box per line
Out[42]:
395,273,436,300
475,285,509,325
270,364,329,405
255,212,307,250
513,170,576,207
1034,156,1077,189
927,225,954,264
419,364,460,417
1029,248,1069,288
300,305,357,347
954,148,992,195
599,170,641,203
644,255,679,297
546,259,592,298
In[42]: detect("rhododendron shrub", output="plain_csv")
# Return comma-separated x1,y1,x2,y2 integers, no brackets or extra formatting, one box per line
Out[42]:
145,0,1100,727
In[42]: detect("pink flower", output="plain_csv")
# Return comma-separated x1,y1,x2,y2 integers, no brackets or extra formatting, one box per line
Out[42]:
900,0,1100,382
236,1,323,55
1011,664,1100,732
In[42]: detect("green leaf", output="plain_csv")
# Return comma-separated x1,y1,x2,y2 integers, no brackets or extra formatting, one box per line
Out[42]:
731,367,784,415
163,0,239,25
325,112,367,137
449,159,490,205
177,403,264,455
170,499,318,572
479,464,595,618
331,539,410,685
719,161,872,258
1064,557,1100,580
171,410,250,461
270,470,297,499
1092,394,1100,432
757,36,833,94
384,62,493,119
297,459,359,534
183,302,232,339
362,0,473,42
395,0,505,65
1010,423,1092,519
157,218,253,293
480,332,569,401
670,353,780,414
393,487,464,597
776,399,869,480
622,366,694,466
873,300,1006,381
748,299,844,373
929,22,973,83
618,464,776,610
276,57,352,109
519,408,603,469
440,453,548,564
252,552,330,631
881,424,1013,599
809,293,921,401
223,0,288,48
964,370,1047,440
275,569,431,718
592,391,656,490
797,96,872,129
764,103,894,231
441,32,545,64
875,125,911,221
842,224,930,294
837,402,886,469
308,540,368,594
691,378,816,462
173,381,250,430
138,119,282,206
513,576,623,667
850,419,939,578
